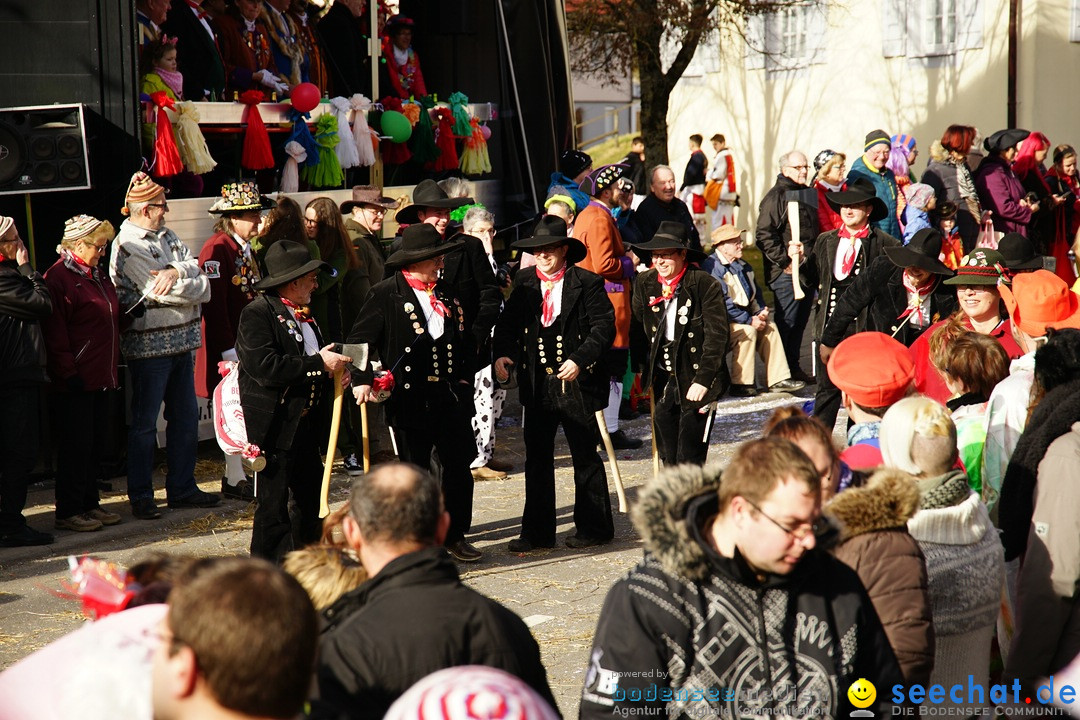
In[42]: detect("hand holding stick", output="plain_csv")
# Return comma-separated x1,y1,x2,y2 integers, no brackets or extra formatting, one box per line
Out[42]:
787,200,806,301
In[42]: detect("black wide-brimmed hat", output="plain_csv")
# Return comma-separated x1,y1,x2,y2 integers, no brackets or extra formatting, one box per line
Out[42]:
998,232,1045,270
884,228,954,275
394,179,473,225
512,216,587,264
255,240,334,291
824,177,889,223
984,128,1030,153
385,224,464,268
629,220,705,261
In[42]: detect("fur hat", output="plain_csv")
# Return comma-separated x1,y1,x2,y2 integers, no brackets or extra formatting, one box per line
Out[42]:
828,332,914,408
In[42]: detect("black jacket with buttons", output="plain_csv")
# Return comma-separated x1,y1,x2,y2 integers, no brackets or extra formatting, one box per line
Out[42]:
630,267,730,409
493,264,614,413
819,256,957,348
347,273,477,428
235,294,329,451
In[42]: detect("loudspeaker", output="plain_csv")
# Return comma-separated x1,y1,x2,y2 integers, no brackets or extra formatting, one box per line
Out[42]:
0,104,92,196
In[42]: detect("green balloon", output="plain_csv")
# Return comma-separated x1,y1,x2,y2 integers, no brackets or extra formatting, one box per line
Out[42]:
380,111,413,144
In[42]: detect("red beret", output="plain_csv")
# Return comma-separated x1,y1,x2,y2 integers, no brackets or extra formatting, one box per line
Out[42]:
828,332,915,407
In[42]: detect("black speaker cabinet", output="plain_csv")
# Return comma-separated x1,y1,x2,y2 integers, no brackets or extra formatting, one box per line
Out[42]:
0,104,92,196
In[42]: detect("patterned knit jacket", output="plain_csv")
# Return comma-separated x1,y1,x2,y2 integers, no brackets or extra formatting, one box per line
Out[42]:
109,220,210,359
579,466,905,720
907,471,1004,691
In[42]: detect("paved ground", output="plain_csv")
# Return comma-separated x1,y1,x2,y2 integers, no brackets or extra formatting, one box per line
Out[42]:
0,382,826,717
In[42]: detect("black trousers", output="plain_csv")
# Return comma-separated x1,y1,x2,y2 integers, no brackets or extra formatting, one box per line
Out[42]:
250,413,323,563
51,389,109,519
0,385,41,534
812,322,857,431
393,402,476,543
521,386,613,545
652,372,711,467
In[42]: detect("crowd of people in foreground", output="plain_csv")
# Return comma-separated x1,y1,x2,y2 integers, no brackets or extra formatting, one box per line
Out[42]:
2,118,1080,716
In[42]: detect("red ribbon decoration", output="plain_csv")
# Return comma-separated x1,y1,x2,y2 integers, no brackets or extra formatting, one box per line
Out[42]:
148,91,183,177
280,297,315,323
897,272,938,320
402,270,450,317
239,89,275,171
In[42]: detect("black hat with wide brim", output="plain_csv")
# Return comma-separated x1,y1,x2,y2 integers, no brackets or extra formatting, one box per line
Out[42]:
394,179,473,225
254,240,334,291
628,220,706,261
884,228,954,275
824,177,889,223
385,223,465,268
984,128,1030,153
512,216,587,264
998,232,1045,270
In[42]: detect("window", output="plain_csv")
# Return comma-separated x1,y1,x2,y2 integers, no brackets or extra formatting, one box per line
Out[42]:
1072,0,1080,42
745,1,826,72
883,0,982,58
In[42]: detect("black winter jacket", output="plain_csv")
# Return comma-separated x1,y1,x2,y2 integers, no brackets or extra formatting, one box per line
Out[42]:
819,257,957,348
579,468,905,720
755,175,820,284
0,260,52,387
311,547,559,720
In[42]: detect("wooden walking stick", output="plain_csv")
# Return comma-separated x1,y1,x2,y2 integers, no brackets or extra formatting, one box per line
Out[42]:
595,410,628,512
319,367,345,519
787,200,806,301
650,394,660,476
360,401,370,472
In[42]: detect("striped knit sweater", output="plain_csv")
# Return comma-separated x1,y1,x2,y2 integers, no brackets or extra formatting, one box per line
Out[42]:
109,219,210,359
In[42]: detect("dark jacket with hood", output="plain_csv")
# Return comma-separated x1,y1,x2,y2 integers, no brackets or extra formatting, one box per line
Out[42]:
310,546,558,720
579,466,905,720
826,468,935,686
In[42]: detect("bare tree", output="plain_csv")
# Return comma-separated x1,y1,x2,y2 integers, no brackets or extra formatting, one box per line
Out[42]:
567,0,787,167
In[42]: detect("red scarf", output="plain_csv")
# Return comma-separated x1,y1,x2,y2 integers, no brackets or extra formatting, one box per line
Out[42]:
402,270,450,318
184,0,209,19
897,272,938,320
838,224,870,276
280,297,314,323
536,266,566,327
648,266,688,306
67,250,94,276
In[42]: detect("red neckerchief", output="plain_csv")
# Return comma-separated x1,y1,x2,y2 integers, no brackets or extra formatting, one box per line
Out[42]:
536,265,566,327
67,250,94,276
649,265,688,306
897,272,938,320
838,224,870,275
184,0,209,19
280,297,314,323
402,270,450,318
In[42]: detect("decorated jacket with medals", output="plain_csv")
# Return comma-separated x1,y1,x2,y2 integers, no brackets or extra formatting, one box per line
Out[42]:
235,294,329,451
347,273,477,427
195,231,261,398
629,267,729,409
492,265,615,414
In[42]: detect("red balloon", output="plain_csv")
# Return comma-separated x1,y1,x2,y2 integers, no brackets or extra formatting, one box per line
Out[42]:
290,82,321,113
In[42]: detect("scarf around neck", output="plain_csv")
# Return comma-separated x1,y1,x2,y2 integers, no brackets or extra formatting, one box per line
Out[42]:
402,270,450,318
649,266,687,306
917,468,971,510
536,265,566,327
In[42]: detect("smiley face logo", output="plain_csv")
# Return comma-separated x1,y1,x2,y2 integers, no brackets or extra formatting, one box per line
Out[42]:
847,678,876,709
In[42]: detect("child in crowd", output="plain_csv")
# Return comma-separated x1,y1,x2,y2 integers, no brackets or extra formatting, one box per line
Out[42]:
902,183,937,245
140,36,182,150
936,202,965,269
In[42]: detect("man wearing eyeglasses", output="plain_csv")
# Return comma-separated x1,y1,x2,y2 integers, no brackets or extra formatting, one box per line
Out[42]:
110,172,216,521
580,437,904,720
847,129,902,239
755,150,819,386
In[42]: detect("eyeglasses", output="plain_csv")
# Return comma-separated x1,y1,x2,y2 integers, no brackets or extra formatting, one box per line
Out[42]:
744,498,822,540
786,165,809,171
534,243,565,255
651,251,681,260
147,203,169,211
303,217,319,225
362,206,388,216
80,239,108,252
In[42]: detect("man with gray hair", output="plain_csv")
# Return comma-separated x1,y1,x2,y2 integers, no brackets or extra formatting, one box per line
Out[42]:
754,150,819,383
631,165,701,252
110,172,217,521
311,462,558,720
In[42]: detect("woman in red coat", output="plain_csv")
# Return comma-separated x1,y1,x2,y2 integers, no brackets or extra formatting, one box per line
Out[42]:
41,216,123,533
196,181,272,499
812,149,847,233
